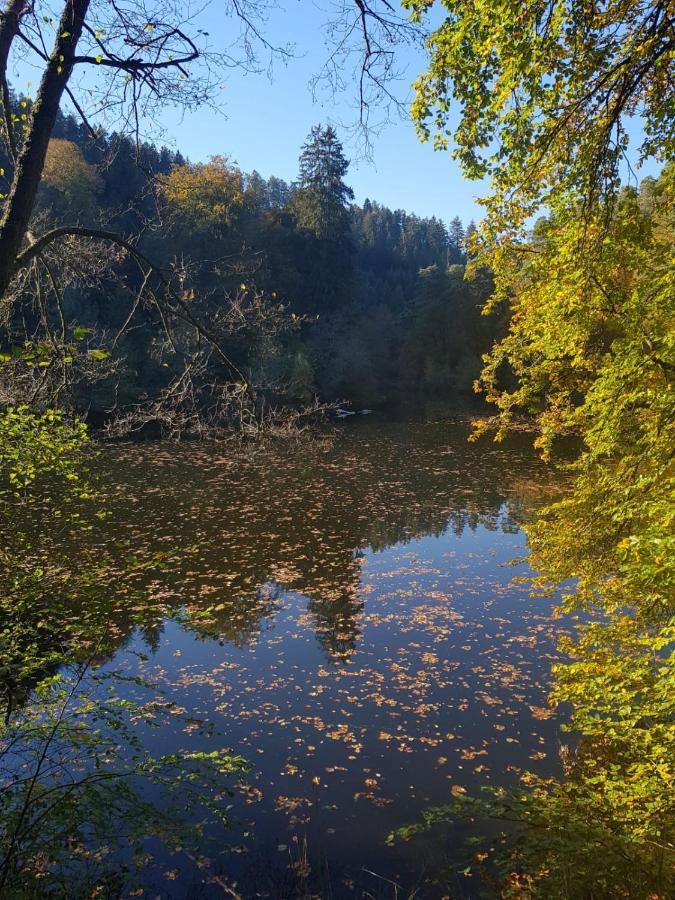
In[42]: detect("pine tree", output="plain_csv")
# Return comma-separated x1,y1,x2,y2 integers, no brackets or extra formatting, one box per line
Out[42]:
288,125,355,312
291,125,354,240
267,176,292,209
448,216,465,247
448,215,465,263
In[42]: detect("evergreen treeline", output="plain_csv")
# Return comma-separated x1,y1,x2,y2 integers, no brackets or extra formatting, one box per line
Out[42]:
3,109,497,416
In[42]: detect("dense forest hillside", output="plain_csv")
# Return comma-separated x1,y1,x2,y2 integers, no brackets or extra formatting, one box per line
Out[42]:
1,105,495,422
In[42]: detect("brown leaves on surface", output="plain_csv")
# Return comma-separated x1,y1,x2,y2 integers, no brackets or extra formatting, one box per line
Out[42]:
72,421,565,889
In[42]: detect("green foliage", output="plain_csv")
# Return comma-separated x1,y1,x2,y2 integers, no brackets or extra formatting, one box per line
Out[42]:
475,168,674,456
461,171,674,898
405,0,673,232
391,765,673,898
396,5,675,895
287,125,355,313
0,665,248,897
402,263,494,397
0,405,88,494
482,170,675,896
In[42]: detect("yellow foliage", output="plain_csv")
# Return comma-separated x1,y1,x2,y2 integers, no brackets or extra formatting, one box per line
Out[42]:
39,139,102,219
162,156,244,231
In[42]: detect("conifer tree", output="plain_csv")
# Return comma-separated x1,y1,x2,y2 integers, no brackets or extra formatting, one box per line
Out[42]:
448,216,464,247
289,125,355,311
291,125,354,240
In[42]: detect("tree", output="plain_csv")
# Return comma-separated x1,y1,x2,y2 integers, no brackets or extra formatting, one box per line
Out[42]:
162,156,245,237
447,215,463,245
401,262,493,397
289,124,355,312
448,214,464,262
405,0,674,234
37,138,102,222
266,175,293,210
0,405,251,893
291,124,354,240
0,0,299,429
397,3,675,892
396,168,675,897
464,219,476,255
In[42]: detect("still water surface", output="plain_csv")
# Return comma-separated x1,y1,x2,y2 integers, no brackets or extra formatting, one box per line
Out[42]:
99,419,566,898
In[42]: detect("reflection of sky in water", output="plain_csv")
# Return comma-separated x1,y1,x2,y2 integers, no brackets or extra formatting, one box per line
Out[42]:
100,422,565,897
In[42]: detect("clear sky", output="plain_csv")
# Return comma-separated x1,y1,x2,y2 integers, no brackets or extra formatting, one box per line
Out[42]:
142,1,486,226
11,1,660,226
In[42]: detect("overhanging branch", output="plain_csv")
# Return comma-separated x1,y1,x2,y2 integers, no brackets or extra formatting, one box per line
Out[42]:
14,225,252,389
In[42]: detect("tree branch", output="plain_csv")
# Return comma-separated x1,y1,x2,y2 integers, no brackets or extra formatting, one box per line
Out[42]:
14,225,252,389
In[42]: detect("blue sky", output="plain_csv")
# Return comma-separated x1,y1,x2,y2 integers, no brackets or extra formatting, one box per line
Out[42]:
12,1,661,226
140,1,486,225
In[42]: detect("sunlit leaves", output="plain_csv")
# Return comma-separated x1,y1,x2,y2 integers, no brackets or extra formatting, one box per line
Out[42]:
161,156,245,235
468,150,673,899
401,9,673,883
39,139,103,222
405,0,673,233
0,405,88,494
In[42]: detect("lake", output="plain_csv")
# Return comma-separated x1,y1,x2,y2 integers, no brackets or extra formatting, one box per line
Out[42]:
90,418,566,898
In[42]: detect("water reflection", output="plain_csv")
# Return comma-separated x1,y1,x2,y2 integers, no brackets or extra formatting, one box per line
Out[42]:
99,420,551,663
7,419,565,897
0,415,574,900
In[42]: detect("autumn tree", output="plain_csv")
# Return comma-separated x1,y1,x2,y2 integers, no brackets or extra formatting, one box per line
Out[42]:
37,138,102,222
405,0,673,232
397,1,675,892
162,156,245,238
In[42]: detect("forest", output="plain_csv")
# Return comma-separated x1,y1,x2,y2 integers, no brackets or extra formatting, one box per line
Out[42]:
2,109,492,428
0,1,673,898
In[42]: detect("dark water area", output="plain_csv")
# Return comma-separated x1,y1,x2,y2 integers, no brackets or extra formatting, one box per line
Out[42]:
90,419,567,898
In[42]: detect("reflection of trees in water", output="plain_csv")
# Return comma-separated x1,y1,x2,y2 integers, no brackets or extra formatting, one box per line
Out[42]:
93,423,550,662
304,552,365,660
188,583,283,648
2,425,553,703
0,423,550,691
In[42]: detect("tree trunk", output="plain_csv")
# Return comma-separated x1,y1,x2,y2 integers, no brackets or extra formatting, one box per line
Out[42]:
0,0,91,299
0,0,27,80
0,1,29,159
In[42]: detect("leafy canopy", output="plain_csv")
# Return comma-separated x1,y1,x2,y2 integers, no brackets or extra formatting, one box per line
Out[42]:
396,2,675,894
162,156,245,234
39,139,103,221
405,0,674,229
